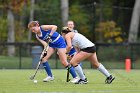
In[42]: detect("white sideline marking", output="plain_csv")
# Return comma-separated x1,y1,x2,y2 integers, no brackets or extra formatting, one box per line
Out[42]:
28,92,81,93
25,90,140,93
91,90,140,93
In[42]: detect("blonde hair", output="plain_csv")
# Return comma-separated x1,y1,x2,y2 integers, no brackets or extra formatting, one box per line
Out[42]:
28,21,39,29
61,26,72,34
62,26,69,30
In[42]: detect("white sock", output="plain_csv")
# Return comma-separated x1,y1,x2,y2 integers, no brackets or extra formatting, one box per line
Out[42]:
74,64,86,80
97,63,111,77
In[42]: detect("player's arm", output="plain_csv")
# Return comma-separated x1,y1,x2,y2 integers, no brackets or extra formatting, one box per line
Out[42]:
36,36,49,58
41,25,57,36
36,35,48,48
65,33,72,54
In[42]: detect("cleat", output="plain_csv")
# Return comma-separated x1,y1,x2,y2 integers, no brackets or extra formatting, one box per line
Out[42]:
43,76,54,82
70,77,80,83
105,75,115,84
75,78,88,84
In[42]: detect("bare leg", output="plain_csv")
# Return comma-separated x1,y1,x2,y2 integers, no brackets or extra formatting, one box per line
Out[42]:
57,48,68,67
88,53,111,77
88,52,115,84
70,51,92,80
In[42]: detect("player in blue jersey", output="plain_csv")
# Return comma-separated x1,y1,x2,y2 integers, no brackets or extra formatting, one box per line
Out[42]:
28,21,77,82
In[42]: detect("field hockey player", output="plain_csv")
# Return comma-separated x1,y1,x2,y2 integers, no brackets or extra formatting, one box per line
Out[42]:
28,21,77,82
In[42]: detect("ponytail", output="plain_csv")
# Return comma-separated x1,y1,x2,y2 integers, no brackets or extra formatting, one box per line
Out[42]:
61,27,71,34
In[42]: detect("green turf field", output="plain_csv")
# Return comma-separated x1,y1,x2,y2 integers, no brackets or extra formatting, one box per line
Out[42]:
0,69,139,93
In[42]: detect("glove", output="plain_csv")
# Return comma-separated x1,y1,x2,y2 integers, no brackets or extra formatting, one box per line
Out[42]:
66,63,72,70
67,55,71,60
46,34,52,43
66,53,70,59
66,53,74,60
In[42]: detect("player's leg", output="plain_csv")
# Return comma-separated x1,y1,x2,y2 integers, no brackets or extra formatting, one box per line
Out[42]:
68,52,80,82
42,47,55,82
57,48,77,81
88,52,115,84
70,51,92,84
69,66,77,78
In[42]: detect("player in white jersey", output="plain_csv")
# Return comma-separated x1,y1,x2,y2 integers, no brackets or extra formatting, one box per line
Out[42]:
66,20,80,83
61,27,115,84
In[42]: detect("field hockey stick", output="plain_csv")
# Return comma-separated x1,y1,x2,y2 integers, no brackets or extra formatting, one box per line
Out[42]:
30,60,41,80
30,44,49,80
66,55,72,82
66,54,75,82
66,65,70,82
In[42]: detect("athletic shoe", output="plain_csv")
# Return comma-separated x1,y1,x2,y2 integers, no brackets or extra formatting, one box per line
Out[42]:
75,78,88,84
105,75,115,84
70,77,80,83
43,76,54,82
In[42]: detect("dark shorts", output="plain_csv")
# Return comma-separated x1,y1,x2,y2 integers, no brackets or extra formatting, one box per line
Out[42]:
80,46,96,53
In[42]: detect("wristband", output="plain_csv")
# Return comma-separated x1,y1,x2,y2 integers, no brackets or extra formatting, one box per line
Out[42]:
48,34,51,37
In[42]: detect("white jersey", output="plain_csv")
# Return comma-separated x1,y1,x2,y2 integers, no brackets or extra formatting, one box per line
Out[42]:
72,33,95,49
72,29,78,33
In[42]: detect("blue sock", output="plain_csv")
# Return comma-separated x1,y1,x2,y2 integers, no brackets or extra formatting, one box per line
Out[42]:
69,66,77,78
43,62,52,77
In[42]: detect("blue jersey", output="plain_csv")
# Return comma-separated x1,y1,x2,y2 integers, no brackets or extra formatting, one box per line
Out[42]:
65,40,76,56
36,27,66,48
68,47,76,56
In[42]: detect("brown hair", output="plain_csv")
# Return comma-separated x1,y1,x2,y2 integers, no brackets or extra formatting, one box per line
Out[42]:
28,21,39,29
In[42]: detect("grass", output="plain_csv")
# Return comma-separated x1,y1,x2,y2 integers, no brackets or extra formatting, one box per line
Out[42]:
0,69,139,93
0,56,32,69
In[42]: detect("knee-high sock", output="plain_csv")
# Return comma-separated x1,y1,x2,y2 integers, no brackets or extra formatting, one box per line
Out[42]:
69,66,77,78
74,64,86,80
43,62,52,77
97,63,110,77
79,63,82,67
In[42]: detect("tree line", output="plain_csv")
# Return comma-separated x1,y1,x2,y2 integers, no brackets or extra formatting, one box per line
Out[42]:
0,0,139,56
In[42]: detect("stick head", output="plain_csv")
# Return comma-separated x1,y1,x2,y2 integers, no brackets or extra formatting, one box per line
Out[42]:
30,75,35,80
66,79,71,82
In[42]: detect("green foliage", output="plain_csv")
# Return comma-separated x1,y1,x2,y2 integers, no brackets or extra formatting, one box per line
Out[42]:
15,20,28,42
0,0,137,42
0,17,7,42
34,0,61,25
69,5,92,39
95,21,124,43
29,0,62,35
0,0,30,42
0,0,27,13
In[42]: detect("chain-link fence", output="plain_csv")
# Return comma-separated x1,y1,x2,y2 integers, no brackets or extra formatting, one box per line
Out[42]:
0,42,140,69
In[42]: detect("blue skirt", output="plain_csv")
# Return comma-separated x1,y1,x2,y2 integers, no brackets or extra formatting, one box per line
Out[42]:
49,36,66,48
